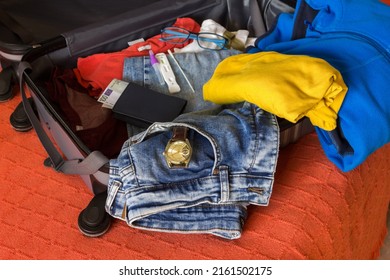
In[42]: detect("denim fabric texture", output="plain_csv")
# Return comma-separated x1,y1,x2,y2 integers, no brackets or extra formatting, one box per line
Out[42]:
106,102,279,239
107,50,280,239
122,50,241,137
123,50,241,113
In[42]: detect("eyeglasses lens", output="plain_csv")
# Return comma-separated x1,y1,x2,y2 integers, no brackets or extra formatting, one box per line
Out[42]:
197,33,227,50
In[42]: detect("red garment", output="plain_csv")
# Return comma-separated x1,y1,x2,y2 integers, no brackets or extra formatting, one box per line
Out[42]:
46,67,129,158
73,18,200,97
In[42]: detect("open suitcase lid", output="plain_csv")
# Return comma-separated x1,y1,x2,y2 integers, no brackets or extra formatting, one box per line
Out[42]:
0,0,254,56
1,0,295,59
0,0,166,56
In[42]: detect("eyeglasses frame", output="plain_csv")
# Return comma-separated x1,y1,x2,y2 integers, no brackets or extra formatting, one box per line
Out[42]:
160,27,229,50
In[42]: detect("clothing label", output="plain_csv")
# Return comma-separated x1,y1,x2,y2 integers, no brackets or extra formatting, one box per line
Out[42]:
98,79,129,109
127,38,145,46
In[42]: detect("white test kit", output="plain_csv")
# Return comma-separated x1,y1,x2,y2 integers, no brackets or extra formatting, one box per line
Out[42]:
155,52,181,94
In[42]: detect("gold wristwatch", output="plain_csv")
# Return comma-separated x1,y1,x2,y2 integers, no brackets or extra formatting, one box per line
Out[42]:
163,126,192,168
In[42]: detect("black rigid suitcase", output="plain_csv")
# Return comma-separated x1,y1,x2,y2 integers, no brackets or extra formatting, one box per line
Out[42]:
2,0,312,236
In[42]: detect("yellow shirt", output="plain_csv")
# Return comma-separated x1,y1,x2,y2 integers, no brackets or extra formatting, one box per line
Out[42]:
203,52,348,131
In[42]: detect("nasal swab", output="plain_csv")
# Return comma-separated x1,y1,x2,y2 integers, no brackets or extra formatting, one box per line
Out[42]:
167,49,195,93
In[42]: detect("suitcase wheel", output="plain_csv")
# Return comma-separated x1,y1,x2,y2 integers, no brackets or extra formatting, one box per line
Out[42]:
0,67,16,102
10,98,33,132
78,191,112,237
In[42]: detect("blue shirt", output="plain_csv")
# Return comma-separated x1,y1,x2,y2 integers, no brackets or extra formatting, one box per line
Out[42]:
248,0,390,171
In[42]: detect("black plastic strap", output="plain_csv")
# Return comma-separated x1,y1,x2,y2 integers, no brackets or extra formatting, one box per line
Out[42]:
291,0,319,40
18,61,109,175
250,0,267,36
280,0,297,8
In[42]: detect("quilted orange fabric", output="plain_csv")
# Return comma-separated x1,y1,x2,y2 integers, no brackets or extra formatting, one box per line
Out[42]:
1,94,389,259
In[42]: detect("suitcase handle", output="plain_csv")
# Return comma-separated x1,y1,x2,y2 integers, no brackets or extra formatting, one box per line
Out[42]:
18,62,109,175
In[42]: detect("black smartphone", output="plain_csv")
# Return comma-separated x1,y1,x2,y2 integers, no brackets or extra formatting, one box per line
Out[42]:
112,82,187,128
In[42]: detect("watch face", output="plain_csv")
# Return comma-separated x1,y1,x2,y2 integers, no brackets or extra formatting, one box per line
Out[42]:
166,140,191,164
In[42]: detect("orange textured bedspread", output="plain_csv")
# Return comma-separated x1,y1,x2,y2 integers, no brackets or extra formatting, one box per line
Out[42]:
0,95,389,260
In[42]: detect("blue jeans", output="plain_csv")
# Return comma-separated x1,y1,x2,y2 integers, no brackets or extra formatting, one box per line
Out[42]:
122,50,241,133
106,101,279,239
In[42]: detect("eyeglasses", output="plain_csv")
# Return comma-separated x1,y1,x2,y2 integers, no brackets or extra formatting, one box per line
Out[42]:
160,27,228,50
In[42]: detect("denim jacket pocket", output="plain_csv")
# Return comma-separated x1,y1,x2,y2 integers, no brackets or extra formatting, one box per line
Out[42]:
126,121,221,187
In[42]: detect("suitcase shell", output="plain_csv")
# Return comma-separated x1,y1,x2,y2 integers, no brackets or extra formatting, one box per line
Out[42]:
7,0,311,195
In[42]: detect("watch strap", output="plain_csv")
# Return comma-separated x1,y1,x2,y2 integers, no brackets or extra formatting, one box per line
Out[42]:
172,126,188,141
